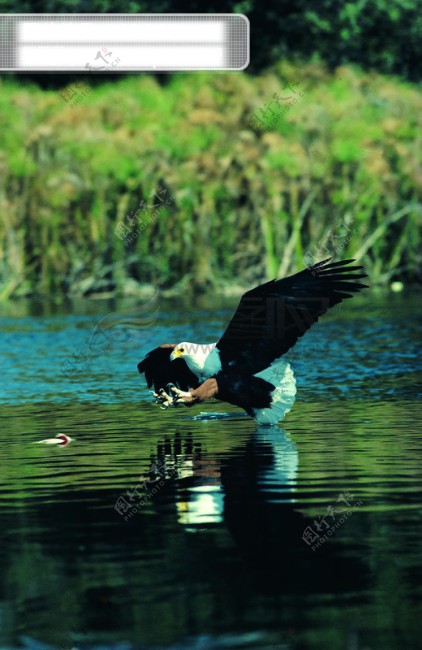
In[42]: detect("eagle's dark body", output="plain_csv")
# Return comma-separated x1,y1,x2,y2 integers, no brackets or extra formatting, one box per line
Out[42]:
138,259,368,423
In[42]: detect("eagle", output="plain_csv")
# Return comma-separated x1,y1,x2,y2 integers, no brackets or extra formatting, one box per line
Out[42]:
138,258,367,424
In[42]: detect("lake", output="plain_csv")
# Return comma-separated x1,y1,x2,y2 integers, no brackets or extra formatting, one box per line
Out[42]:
0,290,421,650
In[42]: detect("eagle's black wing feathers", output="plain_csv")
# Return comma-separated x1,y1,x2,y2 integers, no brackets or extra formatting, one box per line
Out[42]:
216,258,368,375
137,346,199,392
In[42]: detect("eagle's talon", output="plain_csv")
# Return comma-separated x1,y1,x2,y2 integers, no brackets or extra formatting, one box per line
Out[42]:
153,388,176,409
171,386,195,406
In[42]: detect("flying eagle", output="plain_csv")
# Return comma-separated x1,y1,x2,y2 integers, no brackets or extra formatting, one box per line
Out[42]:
138,258,367,424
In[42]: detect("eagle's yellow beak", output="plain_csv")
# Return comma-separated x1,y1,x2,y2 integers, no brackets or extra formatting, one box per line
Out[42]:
170,349,182,361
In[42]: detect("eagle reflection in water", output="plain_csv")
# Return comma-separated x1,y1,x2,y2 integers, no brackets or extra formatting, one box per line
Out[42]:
134,426,366,596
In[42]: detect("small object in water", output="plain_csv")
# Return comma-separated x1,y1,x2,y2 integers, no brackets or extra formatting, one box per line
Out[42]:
35,433,72,446
390,281,404,292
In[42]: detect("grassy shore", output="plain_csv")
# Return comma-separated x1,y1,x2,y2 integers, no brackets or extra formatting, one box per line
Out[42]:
0,61,421,299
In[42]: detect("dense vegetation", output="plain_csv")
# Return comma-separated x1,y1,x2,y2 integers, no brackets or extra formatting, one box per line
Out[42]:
1,0,421,80
0,60,421,298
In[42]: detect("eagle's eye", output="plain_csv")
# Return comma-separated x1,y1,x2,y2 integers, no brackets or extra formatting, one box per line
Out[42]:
179,347,185,353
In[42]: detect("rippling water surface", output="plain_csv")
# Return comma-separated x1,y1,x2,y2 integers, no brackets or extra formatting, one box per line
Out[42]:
0,291,421,649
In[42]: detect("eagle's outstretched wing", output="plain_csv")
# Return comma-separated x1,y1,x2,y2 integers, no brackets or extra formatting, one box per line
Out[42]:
216,258,368,375
138,344,199,392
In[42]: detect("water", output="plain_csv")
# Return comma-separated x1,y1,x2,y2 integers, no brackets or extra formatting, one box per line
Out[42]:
0,291,421,649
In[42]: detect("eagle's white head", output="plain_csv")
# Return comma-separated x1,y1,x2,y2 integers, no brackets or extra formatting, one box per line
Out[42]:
170,341,221,379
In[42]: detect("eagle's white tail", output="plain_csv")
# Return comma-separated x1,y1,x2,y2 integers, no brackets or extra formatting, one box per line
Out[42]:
252,359,297,425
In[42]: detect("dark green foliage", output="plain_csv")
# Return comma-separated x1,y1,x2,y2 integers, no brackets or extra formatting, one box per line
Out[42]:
0,0,421,80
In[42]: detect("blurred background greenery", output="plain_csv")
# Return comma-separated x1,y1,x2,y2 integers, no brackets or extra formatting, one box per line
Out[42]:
0,0,421,299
